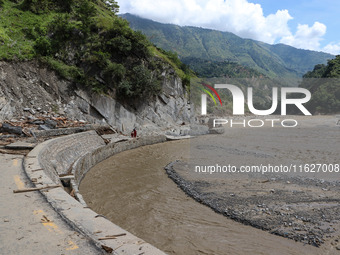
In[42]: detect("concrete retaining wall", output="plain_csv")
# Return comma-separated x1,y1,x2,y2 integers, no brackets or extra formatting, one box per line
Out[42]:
71,135,167,206
38,130,105,184
72,136,166,186
24,131,167,255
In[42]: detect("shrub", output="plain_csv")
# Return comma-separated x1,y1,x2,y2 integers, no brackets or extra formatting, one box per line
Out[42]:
122,64,161,98
74,0,96,35
104,61,126,83
21,0,75,13
106,36,132,55
21,0,51,13
48,14,76,51
43,57,84,81
34,36,51,55
0,27,9,44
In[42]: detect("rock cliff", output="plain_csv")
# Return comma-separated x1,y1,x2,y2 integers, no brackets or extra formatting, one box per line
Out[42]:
0,61,191,135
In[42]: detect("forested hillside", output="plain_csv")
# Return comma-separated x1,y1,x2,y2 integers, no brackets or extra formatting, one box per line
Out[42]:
0,0,190,102
122,13,334,81
301,56,340,113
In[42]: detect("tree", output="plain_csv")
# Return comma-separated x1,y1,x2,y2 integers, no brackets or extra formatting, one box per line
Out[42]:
324,55,340,78
301,55,340,113
75,0,97,35
105,0,119,14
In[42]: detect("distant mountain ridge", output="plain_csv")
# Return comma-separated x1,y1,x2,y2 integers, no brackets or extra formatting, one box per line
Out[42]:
122,13,334,80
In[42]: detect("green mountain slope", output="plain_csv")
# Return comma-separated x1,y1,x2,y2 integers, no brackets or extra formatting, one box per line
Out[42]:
300,56,340,113
0,1,190,101
258,42,334,76
122,14,334,81
183,57,264,78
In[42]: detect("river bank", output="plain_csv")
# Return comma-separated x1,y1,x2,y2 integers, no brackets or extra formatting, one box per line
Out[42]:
80,115,340,254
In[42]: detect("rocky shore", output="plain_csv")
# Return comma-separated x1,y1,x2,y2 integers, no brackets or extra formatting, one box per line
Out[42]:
165,116,340,249
165,161,340,247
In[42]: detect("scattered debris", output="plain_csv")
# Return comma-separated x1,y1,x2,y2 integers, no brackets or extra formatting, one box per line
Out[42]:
98,234,127,240
41,215,51,223
59,175,75,181
0,123,22,136
96,126,116,136
5,142,36,150
0,148,29,155
95,214,108,220
44,119,57,129
0,116,90,139
0,141,11,146
31,169,43,172
38,125,51,131
101,245,113,253
112,244,124,252
13,185,61,193
70,189,75,198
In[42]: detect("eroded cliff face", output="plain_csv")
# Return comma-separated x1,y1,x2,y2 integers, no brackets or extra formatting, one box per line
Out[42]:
0,61,191,134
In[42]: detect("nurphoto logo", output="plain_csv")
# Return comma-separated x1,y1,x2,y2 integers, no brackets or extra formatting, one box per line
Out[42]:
200,84,312,128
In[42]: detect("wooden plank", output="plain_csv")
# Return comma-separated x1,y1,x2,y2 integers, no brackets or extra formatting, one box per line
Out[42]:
13,185,61,194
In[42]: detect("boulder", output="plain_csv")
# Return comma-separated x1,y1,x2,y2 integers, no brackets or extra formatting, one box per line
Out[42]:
209,127,225,134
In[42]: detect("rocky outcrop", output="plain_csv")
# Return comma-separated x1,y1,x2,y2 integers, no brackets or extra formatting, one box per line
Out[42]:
0,61,191,134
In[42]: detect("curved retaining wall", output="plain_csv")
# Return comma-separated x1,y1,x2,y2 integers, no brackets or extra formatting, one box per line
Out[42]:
71,135,167,206
24,131,167,255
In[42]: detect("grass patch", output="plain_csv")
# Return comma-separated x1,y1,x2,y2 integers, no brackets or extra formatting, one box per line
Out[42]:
41,57,84,81
0,1,55,60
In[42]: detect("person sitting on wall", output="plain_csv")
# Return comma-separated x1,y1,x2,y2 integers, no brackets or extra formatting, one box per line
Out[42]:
131,128,137,138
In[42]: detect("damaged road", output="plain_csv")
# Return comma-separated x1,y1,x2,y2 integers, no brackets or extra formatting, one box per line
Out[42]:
0,153,101,254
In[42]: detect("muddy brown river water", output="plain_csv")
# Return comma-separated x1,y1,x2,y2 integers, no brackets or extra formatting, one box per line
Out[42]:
80,116,340,254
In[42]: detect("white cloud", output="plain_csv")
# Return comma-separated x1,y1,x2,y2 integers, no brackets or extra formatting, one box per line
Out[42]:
323,43,340,55
118,0,339,54
280,22,326,51
119,0,292,44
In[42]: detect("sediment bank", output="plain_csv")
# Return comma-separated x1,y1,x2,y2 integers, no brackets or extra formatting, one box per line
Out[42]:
162,117,340,252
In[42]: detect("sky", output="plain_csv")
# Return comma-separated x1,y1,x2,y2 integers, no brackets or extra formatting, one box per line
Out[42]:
117,0,340,55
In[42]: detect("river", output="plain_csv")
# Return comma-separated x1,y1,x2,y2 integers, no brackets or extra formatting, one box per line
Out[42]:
80,130,330,254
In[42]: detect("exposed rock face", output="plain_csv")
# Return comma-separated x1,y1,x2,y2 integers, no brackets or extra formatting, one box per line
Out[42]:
0,61,191,134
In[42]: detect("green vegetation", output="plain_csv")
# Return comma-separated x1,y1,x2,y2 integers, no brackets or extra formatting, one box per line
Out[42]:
0,0,190,100
122,13,334,81
183,57,263,78
300,55,340,114
151,47,192,88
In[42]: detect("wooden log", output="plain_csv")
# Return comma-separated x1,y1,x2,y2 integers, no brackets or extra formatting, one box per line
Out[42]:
32,168,43,172
59,175,74,180
98,233,127,240
13,185,61,194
